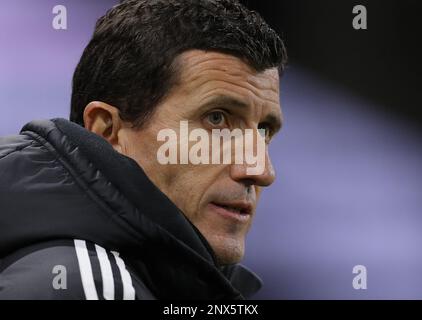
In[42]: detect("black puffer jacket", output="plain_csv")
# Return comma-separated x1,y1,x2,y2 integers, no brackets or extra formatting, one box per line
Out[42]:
0,119,262,300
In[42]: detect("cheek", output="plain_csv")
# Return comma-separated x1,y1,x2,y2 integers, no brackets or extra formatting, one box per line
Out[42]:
123,130,174,191
171,166,210,203
169,165,223,220
122,128,225,220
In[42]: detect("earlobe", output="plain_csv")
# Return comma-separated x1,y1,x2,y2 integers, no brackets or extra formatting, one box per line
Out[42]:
83,101,122,150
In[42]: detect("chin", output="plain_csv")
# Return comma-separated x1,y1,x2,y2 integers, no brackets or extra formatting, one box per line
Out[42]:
208,234,245,266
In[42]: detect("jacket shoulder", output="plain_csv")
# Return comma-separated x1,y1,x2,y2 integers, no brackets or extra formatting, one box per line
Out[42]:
0,239,154,300
0,134,37,160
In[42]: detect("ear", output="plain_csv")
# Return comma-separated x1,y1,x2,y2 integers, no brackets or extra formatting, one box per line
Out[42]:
83,101,124,153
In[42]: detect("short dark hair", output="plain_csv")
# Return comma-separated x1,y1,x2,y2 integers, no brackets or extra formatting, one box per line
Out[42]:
70,0,287,127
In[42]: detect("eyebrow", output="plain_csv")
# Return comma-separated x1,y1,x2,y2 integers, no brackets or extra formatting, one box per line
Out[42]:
199,95,283,134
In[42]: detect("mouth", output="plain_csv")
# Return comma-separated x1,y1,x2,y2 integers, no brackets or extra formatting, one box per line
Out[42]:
208,201,253,223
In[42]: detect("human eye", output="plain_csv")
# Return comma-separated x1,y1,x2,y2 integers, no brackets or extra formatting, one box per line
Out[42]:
204,110,229,128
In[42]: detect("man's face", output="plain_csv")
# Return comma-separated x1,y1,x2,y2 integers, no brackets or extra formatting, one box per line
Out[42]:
120,50,282,265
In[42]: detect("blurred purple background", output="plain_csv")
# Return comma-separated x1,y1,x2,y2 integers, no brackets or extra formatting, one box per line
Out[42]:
1,0,422,299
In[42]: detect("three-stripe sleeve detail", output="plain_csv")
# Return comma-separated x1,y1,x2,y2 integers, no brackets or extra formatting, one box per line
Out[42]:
73,239,135,300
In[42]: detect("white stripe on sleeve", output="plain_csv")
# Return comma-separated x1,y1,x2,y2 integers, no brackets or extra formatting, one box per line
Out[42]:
95,244,115,300
74,239,99,300
111,251,136,300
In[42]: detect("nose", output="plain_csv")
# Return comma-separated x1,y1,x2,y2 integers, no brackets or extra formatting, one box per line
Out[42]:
230,147,276,187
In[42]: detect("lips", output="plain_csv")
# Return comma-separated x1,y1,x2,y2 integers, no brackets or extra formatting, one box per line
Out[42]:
208,200,253,222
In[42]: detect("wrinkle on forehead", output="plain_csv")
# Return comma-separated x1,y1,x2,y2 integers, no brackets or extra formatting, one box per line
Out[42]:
173,50,281,111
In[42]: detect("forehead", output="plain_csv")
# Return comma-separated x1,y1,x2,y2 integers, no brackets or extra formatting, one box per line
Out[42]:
172,50,282,119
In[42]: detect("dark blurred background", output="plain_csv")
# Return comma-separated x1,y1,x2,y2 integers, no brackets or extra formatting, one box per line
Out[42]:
242,0,422,127
0,0,421,299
